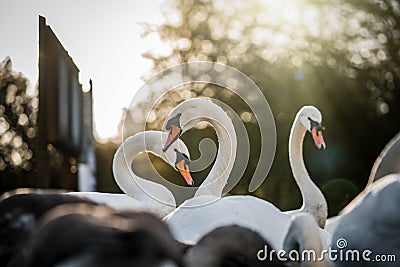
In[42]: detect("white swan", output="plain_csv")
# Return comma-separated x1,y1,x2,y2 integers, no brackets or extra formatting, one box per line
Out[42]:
163,102,327,226
162,101,328,250
162,98,237,198
67,131,192,218
285,106,328,228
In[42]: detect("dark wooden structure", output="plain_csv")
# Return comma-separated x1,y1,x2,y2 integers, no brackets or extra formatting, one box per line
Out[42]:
37,16,95,190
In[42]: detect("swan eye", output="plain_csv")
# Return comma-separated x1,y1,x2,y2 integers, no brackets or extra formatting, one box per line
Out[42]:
182,152,190,161
308,117,322,131
174,149,190,165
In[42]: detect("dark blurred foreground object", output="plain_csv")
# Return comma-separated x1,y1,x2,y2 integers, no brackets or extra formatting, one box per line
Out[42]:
283,213,327,267
332,174,400,267
368,132,400,184
8,203,184,267
185,225,285,267
0,189,97,264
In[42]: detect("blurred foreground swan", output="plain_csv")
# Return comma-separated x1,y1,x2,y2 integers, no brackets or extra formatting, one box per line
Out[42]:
284,213,331,267
0,191,97,264
68,131,192,218
331,174,400,267
9,203,184,267
185,225,285,267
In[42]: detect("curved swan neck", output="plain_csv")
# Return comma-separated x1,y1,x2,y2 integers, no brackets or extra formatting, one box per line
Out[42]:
112,133,175,209
185,100,237,197
289,118,311,196
289,116,327,227
199,118,236,196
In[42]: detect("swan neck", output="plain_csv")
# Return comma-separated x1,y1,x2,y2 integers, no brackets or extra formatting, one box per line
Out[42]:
289,119,317,206
113,136,174,209
289,117,327,228
194,112,237,197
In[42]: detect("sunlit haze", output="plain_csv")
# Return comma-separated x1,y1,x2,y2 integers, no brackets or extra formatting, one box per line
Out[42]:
0,0,170,141
0,0,385,142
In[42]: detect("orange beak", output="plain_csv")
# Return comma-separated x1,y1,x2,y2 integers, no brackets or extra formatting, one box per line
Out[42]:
176,160,194,186
163,125,182,152
311,126,326,149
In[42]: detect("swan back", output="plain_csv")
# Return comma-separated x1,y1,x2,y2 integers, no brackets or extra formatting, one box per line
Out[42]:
164,195,291,250
368,132,400,184
332,174,400,266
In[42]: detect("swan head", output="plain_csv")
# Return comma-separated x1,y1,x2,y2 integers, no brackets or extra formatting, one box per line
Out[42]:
174,148,194,186
145,131,193,186
298,106,326,150
162,98,219,152
163,112,183,152
123,131,193,186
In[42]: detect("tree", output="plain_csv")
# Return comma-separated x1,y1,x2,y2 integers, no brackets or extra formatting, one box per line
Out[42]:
120,0,400,214
0,57,38,190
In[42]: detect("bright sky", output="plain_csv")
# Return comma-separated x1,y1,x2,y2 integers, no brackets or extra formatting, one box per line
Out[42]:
0,0,170,141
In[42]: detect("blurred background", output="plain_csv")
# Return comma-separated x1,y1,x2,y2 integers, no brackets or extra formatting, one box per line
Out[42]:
1,0,400,216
